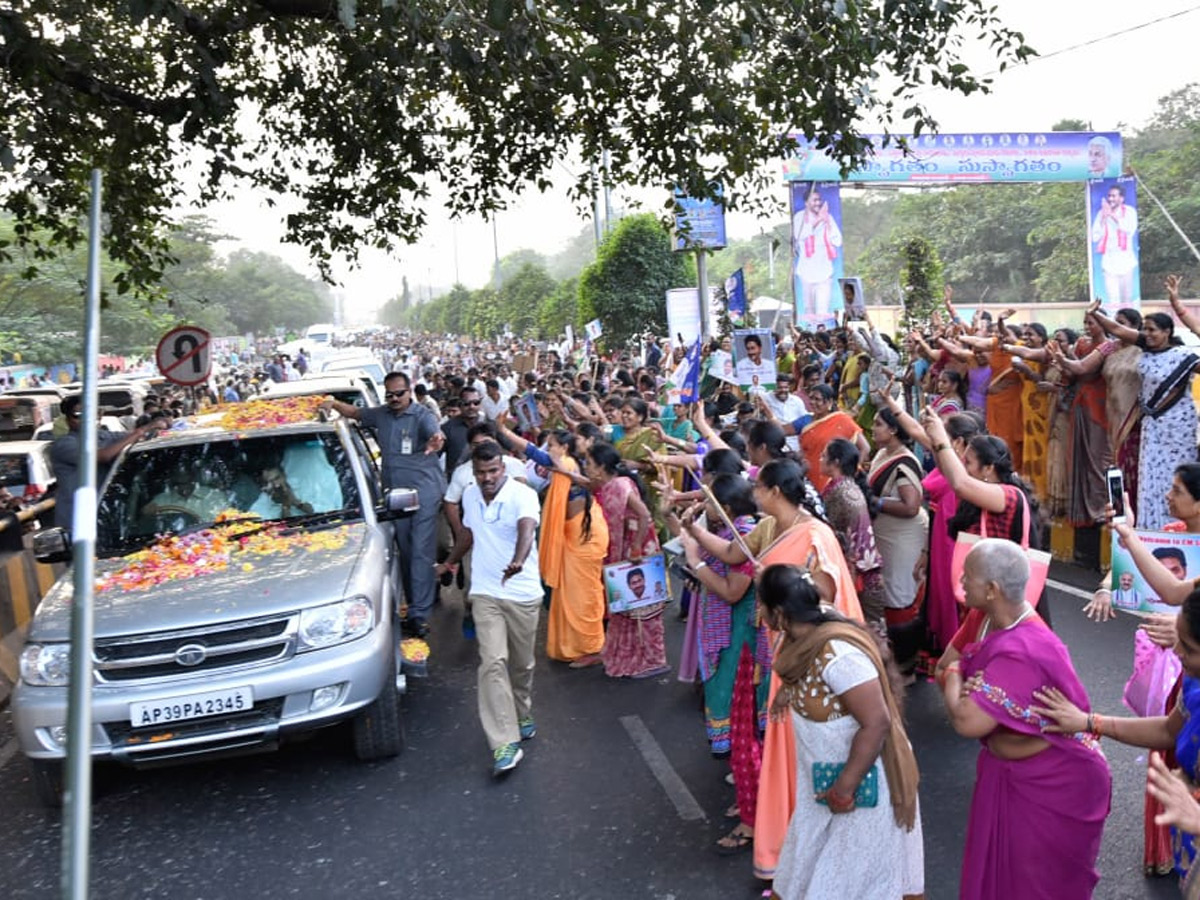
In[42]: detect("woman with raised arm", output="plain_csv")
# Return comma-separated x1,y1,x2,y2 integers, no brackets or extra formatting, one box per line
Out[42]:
922,408,1047,666
495,417,608,667
1060,279,1200,530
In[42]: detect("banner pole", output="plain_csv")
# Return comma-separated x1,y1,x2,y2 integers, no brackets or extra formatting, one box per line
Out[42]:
63,168,102,900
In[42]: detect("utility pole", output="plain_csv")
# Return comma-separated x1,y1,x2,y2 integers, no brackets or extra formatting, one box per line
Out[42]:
591,161,603,249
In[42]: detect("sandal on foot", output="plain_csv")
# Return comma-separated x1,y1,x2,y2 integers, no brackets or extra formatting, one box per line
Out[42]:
714,825,754,856
724,803,740,820
568,654,602,669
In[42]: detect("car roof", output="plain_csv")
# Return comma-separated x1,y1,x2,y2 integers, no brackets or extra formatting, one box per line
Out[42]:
129,412,341,451
2,387,66,399
261,376,369,395
0,440,52,455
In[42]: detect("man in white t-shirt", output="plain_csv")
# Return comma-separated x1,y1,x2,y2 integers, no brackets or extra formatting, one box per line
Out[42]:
481,379,509,422
763,374,807,453
436,441,542,776
443,423,528,638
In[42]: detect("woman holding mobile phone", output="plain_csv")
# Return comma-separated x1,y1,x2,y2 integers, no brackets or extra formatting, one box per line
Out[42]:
1084,463,1200,875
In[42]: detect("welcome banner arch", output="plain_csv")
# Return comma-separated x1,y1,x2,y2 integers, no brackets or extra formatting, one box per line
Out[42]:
781,131,1133,326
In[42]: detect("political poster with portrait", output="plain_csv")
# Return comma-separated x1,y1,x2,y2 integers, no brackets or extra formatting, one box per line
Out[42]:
733,328,777,393
1087,175,1141,307
838,276,867,321
1109,528,1200,615
790,181,844,328
604,554,670,614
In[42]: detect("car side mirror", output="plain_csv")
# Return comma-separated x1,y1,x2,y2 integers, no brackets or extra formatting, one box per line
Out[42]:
378,488,420,520
33,527,71,564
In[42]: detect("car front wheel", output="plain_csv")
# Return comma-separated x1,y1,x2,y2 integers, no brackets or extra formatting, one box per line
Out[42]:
351,656,404,761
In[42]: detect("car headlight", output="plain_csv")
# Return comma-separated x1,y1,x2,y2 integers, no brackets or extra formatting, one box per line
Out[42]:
297,597,374,651
20,643,72,686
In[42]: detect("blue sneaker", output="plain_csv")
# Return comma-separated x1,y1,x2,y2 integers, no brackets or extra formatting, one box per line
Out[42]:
518,717,537,741
461,613,476,641
492,743,524,776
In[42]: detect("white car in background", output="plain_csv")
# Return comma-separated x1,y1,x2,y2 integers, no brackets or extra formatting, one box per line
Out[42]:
317,349,386,389
260,374,380,410
0,440,56,506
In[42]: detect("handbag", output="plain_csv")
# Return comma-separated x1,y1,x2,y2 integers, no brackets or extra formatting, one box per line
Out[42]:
812,762,878,808
950,489,1050,608
1123,629,1183,717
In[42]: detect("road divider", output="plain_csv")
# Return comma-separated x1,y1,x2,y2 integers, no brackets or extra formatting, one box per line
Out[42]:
0,502,65,707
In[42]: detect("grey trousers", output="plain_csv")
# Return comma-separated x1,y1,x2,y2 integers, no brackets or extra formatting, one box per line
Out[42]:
395,493,441,622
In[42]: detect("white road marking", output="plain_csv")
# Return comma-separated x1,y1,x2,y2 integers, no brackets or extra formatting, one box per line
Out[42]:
1047,578,1100,602
620,714,707,822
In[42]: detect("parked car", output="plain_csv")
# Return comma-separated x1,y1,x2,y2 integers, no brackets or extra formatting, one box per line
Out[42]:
0,395,56,442
13,405,420,804
0,440,56,506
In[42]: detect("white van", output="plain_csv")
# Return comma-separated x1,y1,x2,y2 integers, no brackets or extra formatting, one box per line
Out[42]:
304,323,338,345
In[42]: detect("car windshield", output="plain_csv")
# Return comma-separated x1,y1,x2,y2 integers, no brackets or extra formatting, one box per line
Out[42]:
96,431,362,556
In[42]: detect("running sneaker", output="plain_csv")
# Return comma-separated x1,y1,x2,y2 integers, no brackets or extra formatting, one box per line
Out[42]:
518,717,537,740
492,743,524,775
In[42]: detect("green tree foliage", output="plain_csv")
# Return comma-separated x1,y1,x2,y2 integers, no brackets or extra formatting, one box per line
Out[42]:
578,214,692,348
898,236,943,333
0,213,331,363
0,1,1030,297
537,277,579,341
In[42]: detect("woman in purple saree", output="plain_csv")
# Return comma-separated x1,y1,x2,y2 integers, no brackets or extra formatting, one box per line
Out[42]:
942,539,1111,899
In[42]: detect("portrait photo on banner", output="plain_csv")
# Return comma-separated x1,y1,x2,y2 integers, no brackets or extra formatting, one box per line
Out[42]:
838,276,867,321
732,328,777,393
604,555,669,614
1087,175,1140,307
790,180,844,328
1109,528,1200,616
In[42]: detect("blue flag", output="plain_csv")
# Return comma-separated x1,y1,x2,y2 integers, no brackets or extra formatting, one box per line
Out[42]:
725,269,746,325
680,337,702,404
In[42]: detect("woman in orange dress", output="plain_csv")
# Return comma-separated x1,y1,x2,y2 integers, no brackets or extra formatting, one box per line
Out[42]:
778,384,870,494
496,421,609,666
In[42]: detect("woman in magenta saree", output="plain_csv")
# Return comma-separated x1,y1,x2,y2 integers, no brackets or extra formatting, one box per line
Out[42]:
943,539,1111,900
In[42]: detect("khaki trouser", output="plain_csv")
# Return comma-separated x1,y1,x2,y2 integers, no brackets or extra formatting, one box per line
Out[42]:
472,593,540,750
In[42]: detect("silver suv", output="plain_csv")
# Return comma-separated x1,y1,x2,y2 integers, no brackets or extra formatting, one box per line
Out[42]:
13,411,417,804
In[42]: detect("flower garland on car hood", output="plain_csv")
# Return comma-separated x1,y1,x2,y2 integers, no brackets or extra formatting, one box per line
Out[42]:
97,512,353,593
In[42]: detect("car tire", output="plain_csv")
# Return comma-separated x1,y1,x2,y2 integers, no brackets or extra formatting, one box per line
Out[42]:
352,657,404,761
30,758,64,807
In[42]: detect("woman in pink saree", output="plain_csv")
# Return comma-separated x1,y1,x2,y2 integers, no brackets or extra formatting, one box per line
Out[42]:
942,539,1111,900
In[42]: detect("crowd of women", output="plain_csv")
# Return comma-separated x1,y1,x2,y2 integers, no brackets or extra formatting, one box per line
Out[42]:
415,275,1200,899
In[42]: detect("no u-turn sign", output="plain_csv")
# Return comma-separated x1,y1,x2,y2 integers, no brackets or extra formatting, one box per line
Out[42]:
156,325,212,386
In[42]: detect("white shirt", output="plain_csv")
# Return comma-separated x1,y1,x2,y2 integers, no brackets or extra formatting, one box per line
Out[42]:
481,392,509,422
461,477,543,602
444,455,527,504
765,391,807,452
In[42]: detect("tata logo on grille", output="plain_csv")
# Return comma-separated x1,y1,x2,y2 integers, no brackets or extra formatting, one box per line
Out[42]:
174,644,208,667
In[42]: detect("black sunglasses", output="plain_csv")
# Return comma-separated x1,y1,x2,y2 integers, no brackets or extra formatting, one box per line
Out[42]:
384,390,409,399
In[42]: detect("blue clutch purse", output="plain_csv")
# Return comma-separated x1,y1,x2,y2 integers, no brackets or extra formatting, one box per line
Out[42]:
812,762,879,808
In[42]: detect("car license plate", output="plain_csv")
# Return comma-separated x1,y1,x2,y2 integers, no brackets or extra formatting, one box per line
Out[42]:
129,687,253,728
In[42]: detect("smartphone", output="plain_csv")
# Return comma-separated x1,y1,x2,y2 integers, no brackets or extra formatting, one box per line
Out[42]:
1106,467,1126,523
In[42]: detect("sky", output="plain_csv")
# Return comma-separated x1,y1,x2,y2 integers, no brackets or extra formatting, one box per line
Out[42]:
202,0,1200,324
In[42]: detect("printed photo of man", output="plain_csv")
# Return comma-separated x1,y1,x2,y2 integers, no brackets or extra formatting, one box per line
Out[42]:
791,181,843,324
1089,178,1140,305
